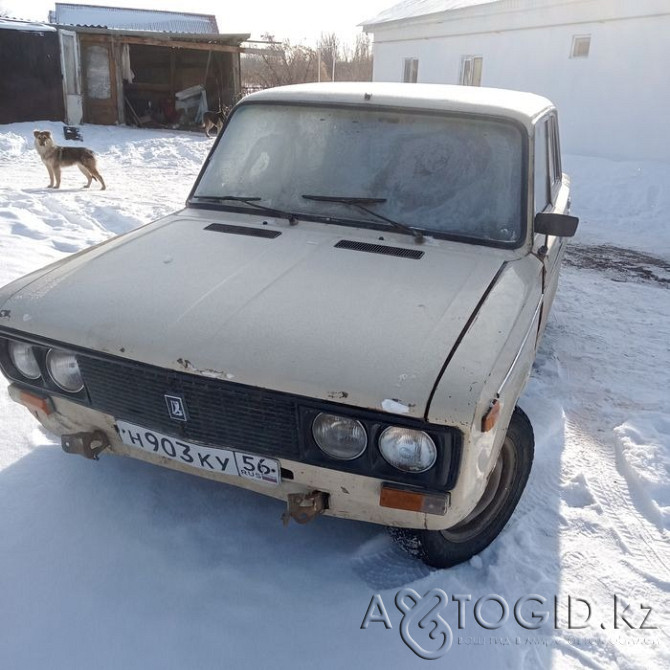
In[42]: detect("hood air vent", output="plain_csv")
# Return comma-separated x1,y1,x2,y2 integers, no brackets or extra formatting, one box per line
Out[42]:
334,240,424,259
205,223,281,239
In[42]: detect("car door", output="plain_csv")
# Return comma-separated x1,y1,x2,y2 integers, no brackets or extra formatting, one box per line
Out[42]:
533,113,570,334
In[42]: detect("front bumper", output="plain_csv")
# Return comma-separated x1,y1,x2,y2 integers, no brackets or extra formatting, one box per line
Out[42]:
9,385,458,530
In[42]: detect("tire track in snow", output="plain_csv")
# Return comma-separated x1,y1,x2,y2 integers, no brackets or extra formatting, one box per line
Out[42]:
564,414,670,582
40,193,115,237
542,265,670,661
522,261,670,666
551,274,670,589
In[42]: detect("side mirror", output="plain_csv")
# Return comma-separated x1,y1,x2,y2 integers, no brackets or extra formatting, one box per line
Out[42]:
534,212,579,237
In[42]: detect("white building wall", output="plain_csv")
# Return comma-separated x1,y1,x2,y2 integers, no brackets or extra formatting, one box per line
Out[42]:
368,3,670,161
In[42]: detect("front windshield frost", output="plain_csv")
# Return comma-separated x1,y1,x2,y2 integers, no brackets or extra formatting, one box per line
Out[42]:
194,104,523,243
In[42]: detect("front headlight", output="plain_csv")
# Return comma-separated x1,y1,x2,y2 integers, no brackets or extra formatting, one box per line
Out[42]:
8,342,41,380
46,349,84,392
312,412,367,460
379,426,437,473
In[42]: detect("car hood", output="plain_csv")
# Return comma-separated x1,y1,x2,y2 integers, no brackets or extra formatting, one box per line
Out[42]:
0,211,507,418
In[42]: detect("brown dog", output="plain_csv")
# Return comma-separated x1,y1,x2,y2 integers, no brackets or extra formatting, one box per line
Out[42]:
202,108,231,138
33,130,106,190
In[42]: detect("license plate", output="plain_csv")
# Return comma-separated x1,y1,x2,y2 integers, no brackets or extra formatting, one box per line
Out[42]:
116,420,281,485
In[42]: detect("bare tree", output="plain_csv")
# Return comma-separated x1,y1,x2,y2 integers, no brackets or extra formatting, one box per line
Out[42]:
331,34,373,82
242,34,318,90
241,32,373,93
317,33,340,82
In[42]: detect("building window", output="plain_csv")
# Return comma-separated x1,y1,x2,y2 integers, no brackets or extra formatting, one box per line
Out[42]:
460,56,483,86
570,35,591,58
403,58,419,83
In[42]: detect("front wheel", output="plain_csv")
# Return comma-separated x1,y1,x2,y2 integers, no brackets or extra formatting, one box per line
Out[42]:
393,406,534,569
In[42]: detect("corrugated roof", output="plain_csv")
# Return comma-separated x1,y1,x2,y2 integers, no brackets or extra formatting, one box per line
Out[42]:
49,3,219,33
57,24,251,46
0,18,57,32
361,0,502,27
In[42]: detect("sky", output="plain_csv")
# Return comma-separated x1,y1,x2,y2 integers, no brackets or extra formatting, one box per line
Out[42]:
1,0,395,45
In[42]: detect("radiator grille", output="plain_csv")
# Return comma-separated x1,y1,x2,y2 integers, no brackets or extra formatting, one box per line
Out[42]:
78,356,300,457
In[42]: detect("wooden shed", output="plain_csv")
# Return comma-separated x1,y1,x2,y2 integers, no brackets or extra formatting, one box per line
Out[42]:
48,4,251,127
58,26,251,127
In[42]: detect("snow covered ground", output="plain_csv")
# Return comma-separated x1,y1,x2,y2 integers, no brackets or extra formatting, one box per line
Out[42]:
0,122,668,669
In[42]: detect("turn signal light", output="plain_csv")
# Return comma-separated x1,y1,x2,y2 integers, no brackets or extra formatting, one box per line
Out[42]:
19,390,54,416
379,484,448,515
481,398,501,432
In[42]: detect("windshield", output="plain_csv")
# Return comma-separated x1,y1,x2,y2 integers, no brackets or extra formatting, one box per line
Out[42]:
192,103,525,245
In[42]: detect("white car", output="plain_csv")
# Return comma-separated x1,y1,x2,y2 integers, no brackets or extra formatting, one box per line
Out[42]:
0,83,577,567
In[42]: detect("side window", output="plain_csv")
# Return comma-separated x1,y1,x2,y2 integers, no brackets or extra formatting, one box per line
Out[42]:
534,119,550,214
402,58,419,83
460,56,483,86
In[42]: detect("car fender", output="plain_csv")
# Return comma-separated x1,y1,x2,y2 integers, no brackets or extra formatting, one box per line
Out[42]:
426,255,543,525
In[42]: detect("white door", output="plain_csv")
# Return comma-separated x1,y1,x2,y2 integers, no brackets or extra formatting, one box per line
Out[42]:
59,30,83,125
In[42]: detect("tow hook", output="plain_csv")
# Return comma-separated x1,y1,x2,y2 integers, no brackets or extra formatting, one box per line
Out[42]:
281,491,329,526
61,430,110,460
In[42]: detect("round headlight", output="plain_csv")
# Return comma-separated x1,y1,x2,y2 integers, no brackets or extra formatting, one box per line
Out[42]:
46,349,84,392
8,341,41,380
379,427,437,473
312,413,367,461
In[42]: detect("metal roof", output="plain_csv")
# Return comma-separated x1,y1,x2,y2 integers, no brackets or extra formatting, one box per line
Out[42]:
49,3,219,33
360,0,636,29
361,0,501,28
0,18,57,32
243,82,553,129
59,25,251,47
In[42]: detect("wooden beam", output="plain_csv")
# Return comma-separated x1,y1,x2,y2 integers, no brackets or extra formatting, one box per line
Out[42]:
203,50,212,87
170,49,176,97
78,34,113,45
125,82,171,92
115,35,265,54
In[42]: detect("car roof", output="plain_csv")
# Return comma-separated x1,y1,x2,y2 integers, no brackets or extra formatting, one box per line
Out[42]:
242,82,554,130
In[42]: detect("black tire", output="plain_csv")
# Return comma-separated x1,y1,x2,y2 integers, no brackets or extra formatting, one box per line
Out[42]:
392,406,534,569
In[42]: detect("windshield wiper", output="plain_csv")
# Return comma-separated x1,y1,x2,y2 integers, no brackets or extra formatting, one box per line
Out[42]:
301,195,424,244
192,195,299,225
